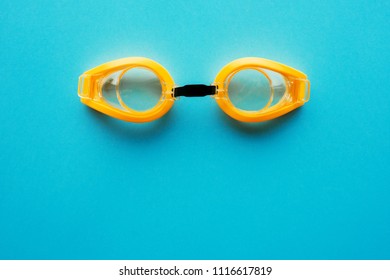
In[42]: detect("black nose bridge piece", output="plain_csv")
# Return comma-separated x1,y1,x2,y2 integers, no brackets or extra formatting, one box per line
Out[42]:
174,84,216,98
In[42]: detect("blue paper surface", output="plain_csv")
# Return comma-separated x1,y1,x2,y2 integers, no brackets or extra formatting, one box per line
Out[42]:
0,0,389,259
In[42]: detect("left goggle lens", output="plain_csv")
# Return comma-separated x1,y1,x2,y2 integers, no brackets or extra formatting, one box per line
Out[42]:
101,67,163,112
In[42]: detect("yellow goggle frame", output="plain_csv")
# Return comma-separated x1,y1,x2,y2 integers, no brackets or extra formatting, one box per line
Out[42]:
78,57,310,123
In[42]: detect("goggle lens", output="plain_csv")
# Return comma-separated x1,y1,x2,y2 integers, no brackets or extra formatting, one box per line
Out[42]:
101,67,162,112
227,68,288,112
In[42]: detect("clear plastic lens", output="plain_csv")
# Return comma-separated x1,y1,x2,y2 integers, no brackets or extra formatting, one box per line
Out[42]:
227,69,271,111
227,68,288,112
263,69,287,106
101,67,162,112
119,68,162,111
101,71,121,108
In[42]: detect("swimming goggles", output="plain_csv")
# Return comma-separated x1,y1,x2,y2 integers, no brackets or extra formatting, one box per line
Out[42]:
78,57,310,123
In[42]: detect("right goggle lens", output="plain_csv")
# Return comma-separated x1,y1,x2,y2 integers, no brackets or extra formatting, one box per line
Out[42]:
226,68,288,112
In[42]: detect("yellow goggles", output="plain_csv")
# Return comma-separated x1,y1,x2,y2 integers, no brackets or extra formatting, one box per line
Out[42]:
78,57,310,123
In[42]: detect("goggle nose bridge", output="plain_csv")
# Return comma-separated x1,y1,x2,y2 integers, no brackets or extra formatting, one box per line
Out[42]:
174,84,216,98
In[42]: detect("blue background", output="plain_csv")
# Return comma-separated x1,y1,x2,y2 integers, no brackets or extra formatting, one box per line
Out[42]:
0,0,389,259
